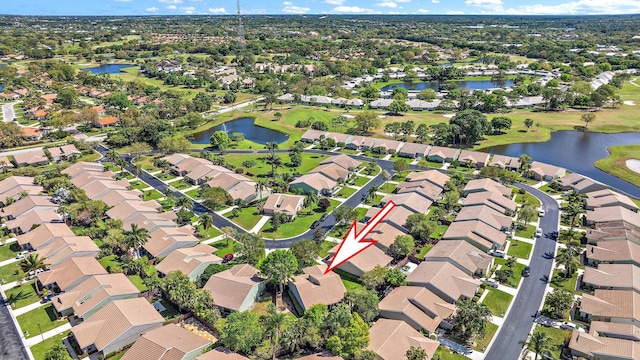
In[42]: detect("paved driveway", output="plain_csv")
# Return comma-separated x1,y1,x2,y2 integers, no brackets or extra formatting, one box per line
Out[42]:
485,184,560,360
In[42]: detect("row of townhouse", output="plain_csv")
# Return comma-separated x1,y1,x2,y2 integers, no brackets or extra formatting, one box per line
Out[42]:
288,154,362,196
563,188,640,359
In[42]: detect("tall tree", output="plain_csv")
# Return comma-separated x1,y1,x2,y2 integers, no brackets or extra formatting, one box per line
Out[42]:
521,329,552,360
264,303,289,360
290,239,321,269
123,224,150,258
237,232,266,265
545,289,574,319
454,300,492,342
406,346,428,360
220,226,237,247
354,111,381,135
260,250,298,298
220,311,264,354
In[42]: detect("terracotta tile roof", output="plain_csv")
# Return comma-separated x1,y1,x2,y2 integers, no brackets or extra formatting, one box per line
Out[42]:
263,193,305,217
196,347,250,360
144,226,198,258
17,223,75,248
442,220,507,251
36,236,100,265
121,324,211,360
1,195,56,219
379,286,455,334
203,264,264,311
463,178,512,197
37,257,107,291
583,264,640,292
156,244,222,277
97,117,119,126
71,298,164,352
405,170,450,189
407,261,481,303
320,154,362,170
455,205,513,231
423,240,493,276
20,127,43,138
368,319,440,360
586,240,640,265
288,265,347,311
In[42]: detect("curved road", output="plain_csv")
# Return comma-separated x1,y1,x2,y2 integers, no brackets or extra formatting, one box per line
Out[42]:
485,184,560,360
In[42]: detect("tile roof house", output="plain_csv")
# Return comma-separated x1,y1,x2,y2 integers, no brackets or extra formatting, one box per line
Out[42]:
488,154,521,170
20,127,44,141
528,161,566,181
47,144,81,162
585,189,639,212
407,261,481,303
95,116,119,128
554,173,608,194
82,179,130,199
586,240,640,267
586,224,640,246
203,264,265,313
196,347,250,360
463,178,512,198
582,264,640,293
405,170,450,189
204,172,257,203
144,226,200,259
426,146,459,163
395,181,444,202
0,183,44,206
71,298,164,357
105,200,163,222
288,264,347,312
17,223,76,250
52,273,140,319
36,236,100,266
94,189,143,207
367,222,408,250
0,156,14,171
378,286,456,334
463,191,518,215
321,154,362,171
442,220,507,252
296,353,343,360
364,206,414,230
185,164,230,185
327,243,392,277
586,207,640,229
5,208,62,234
156,244,222,281
263,193,305,218
455,205,513,231
423,240,494,276
124,212,179,233
579,289,640,325
121,324,211,360
70,171,117,189
309,163,351,182
568,329,640,360
371,139,403,154
457,150,490,168
13,149,49,167
398,143,431,159
0,195,57,220
37,257,108,292
170,157,211,176
62,162,104,178
368,319,440,360
381,192,433,214
588,321,640,342
290,173,337,196
300,129,328,143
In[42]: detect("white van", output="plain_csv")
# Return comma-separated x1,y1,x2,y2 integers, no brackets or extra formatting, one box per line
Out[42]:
491,250,506,258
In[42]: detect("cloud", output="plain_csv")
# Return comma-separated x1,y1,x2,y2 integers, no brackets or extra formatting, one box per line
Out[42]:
282,1,311,13
396,0,412,2
465,0,502,5
503,0,640,15
166,5,177,9
376,1,399,8
181,6,195,13
417,8,429,13
208,7,226,13
324,0,345,4
432,0,439,2
158,0,182,3
145,7,158,12
332,6,380,13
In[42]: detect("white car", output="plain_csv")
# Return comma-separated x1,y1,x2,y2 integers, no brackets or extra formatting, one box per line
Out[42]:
535,228,543,237
539,209,546,217
484,278,499,288
560,322,584,332
15,251,28,260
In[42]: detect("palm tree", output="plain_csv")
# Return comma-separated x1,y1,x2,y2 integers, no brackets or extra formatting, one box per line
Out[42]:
367,185,379,203
0,160,7,174
123,224,150,258
304,192,318,209
556,244,581,279
220,226,237,247
520,329,552,360
506,256,517,269
106,150,118,163
133,164,142,180
176,196,194,211
264,153,283,178
20,254,46,292
199,212,213,236
265,303,289,360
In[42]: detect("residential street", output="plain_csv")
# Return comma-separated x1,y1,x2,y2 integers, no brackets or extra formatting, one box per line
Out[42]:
0,290,30,360
484,184,560,360
2,101,18,123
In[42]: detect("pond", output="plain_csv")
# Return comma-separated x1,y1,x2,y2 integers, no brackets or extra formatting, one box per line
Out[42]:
380,79,515,92
482,131,640,198
84,64,136,75
189,117,289,145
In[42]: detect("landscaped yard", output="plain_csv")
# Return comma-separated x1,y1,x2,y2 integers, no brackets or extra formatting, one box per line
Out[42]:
98,255,124,273
318,241,337,258
528,325,571,360
377,182,397,193
225,206,263,231
5,281,40,309
416,244,434,258
474,322,499,351
222,153,329,180
159,198,176,211
142,189,163,201
0,243,19,261
167,179,192,190
364,194,384,206
185,188,202,199
210,239,238,258
127,275,148,292
515,224,537,239
515,191,541,207
0,262,24,283
550,269,580,295
335,186,357,198
482,289,513,317
197,224,221,240
157,299,180,320
507,240,532,259
134,156,161,172
352,176,371,187
29,331,71,360
17,305,68,338
156,172,176,181
128,180,149,190
342,279,363,291
430,224,450,240
261,200,341,238
495,258,526,288
433,346,470,360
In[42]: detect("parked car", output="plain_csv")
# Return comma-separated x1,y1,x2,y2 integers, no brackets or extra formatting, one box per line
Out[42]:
320,214,328,222
551,230,559,240
539,209,546,217
484,278,499,288
504,231,513,239
490,249,506,258
41,293,56,303
522,266,531,277
222,253,234,263
535,228,543,237
560,322,584,332
311,220,320,229
15,251,28,260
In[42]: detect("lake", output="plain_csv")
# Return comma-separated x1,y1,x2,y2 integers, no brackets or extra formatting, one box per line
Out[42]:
380,79,515,92
84,64,136,75
189,117,289,145
482,131,640,198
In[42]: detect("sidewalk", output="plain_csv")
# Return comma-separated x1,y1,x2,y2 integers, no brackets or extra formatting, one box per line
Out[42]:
24,323,72,347
249,215,270,234
13,300,46,317
0,257,20,268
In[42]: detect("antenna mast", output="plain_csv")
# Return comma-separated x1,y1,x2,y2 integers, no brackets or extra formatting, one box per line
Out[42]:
237,0,245,50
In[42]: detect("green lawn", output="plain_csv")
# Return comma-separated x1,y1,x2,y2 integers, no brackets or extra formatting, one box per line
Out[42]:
5,281,40,309
550,269,580,295
515,191,541,207
128,180,149,190
159,198,176,211
167,179,192,190
98,255,124,273
430,224,450,240
222,153,329,180
319,241,336,258
156,172,176,181
0,243,19,261
528,325,571,360
515,224,537,239
594,144,640,187
352,176,371,187
134,156,160,172
342,279,363,291
118,171,135,180
354,207,368,220
416,244,434,258
127,275,148,292
495,258,526,288
377,182,397,193
17,305,68,338
507,240,533,259
482,289,514,317
433,346,470,360
225,206,263,231
210,239,238,258
335,186,357,198
474,322,499,351
142,189,163,201
0,262,24,283
539,183,561,195
197,225,221,240
364,194,384,206
261,200,340,238
158,299,180,320
29,331,71,360
185,188,202,199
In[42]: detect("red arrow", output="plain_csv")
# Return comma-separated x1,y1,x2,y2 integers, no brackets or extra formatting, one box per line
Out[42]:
325,200,396,274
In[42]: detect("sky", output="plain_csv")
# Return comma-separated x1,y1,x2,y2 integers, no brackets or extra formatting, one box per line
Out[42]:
5,0,640,16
